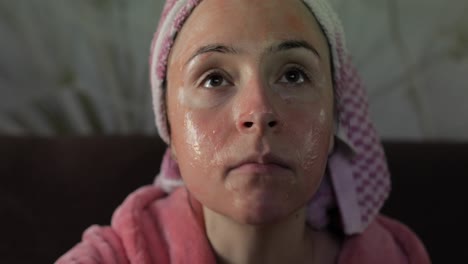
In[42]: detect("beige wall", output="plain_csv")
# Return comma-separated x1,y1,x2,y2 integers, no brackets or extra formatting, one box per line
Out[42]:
1,0,467,139
333,0,468,139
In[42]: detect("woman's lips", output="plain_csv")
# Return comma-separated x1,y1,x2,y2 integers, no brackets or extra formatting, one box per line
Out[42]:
231,162,290,174
228,153,292,175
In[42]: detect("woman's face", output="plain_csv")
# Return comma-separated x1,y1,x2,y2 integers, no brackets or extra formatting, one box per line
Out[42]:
166,0,334,225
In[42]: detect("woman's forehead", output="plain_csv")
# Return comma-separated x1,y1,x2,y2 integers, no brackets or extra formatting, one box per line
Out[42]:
169,0,329,65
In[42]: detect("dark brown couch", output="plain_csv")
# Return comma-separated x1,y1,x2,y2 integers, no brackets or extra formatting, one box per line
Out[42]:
1,136,467,263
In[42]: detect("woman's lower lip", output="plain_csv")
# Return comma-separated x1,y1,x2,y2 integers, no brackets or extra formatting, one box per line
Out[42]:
231,163,289,174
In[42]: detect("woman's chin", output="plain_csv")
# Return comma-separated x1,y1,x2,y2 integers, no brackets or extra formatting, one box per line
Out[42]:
224,191,304,225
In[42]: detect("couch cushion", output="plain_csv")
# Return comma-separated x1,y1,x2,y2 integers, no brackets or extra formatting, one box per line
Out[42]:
0,136,166,263
0,137,466,263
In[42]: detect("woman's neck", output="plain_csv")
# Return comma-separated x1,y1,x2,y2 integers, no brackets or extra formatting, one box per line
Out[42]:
203,206,340,264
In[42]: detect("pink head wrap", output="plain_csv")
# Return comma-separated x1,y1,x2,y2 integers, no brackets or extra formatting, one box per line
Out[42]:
149,0,391,235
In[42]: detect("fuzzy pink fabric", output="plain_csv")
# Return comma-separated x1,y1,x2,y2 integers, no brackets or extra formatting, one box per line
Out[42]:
56,185,430,264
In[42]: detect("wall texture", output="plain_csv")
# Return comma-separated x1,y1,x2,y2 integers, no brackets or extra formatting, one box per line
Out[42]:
336,0,468,140
1,0,467,139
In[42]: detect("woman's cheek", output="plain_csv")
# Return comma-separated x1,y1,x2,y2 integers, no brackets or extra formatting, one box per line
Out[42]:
301,109,330,170
180,109,231,170
183,111,205,165
289,106,333,186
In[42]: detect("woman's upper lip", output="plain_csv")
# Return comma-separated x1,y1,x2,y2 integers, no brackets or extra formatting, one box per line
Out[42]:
229,153,292,171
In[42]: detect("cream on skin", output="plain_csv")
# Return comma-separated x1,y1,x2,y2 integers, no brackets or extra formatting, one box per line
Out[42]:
166,0,339,263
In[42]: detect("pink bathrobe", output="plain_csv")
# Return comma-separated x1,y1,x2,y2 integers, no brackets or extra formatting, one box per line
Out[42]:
56,185,430,264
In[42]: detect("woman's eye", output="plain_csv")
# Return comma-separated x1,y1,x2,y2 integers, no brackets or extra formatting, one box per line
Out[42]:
202,73,229,88
279,69,307,84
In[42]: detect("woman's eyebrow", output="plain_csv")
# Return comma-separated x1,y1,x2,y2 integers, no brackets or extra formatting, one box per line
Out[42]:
185,39,320,66
186,44,238,66
269,40,321,59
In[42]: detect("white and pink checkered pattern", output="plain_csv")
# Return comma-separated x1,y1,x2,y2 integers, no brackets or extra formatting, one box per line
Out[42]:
149,0,391,235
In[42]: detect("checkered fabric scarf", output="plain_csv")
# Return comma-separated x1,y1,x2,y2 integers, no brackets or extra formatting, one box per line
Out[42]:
149,0,391,235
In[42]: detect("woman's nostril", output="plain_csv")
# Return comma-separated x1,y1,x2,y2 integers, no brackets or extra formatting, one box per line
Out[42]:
244,122,254,128
241,120,277,129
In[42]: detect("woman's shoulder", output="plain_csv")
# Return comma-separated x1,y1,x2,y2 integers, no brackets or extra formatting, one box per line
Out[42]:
111,185,200,231
56,185,184,264
338,214,431,264
56,186,214,264
111,185,213,263
56,185,173,263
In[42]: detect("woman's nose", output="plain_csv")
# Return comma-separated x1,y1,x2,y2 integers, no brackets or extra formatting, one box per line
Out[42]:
235,80,281,135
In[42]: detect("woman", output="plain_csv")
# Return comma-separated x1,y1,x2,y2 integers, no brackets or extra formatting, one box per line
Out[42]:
57,0,430,263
